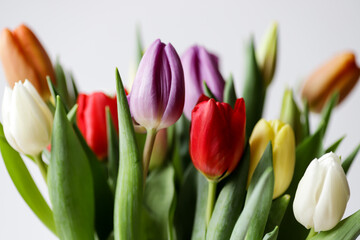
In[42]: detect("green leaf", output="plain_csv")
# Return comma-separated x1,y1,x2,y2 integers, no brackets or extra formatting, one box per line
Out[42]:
301,100,310,139
224,74,237,107
70,73,79,101
174,165,197,240
324,136,345,154
166,125,183,183
206,145,250,240
265,194,290,234
317,93,338,137
0,123,56,235
106,107,120,191
310,209,360,240
143,164,176,240
67,104,78,123
74,125,114,240
114,69,143,240
54,61,71,108
49,96,94,240
174,114,191,177
342,143,360,174
203,81,218,101
242,38,266,138
191,171,208,240
136,25,144,66
280,88,302,144
245,142,274,240
229,167,273,240
263,226,279,240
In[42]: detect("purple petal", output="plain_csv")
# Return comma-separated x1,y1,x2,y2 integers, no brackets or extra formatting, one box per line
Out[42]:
181,45,225,119
158,43,185,129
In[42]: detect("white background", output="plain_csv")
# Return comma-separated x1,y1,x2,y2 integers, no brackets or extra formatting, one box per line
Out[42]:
1,0,360,239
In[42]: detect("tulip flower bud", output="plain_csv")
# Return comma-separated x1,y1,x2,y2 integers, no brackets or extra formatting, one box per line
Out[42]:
77,92,118,159
190,96,246,181
293,152,350,232
301,51,360,112
248,119,295,199
0,24,55,99
257,22,278,86
181,45,225,119
280,88,302,144
129,39,185,131
2,80,53,156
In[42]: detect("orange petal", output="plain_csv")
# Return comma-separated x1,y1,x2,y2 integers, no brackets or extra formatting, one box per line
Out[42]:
13,24,55,98
0,28,42,93
301,52,360,112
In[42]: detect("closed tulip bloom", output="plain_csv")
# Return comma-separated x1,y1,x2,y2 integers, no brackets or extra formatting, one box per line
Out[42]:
2,80,53,156
129,39,185,131
293,152,350,232
190,96,246,181
301,51,360,112
257,22,278,86
0,24,55,99
181,45,225,119
77,92,118,159
248,119,295,199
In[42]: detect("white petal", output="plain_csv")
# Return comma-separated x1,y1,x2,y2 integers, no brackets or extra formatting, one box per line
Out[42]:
9,82,52,155
2,87,23,152
293,159,323,229
313,158,350,231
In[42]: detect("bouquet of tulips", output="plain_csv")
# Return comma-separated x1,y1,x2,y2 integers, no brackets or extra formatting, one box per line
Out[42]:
1,23,360,240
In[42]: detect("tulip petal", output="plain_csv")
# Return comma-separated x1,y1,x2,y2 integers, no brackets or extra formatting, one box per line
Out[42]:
130,39,166,129
9,82,51,155
2,87,22,153
272,124,295,198
313,156,350,231
158,43,185,129
0,28,41,93
13,24,55,97
182,46,225,119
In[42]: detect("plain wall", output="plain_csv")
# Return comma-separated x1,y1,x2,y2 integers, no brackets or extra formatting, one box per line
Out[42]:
0,0,360,239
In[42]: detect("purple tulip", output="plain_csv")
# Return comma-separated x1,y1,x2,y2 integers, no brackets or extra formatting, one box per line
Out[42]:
129,39,185,130
181,45,225,119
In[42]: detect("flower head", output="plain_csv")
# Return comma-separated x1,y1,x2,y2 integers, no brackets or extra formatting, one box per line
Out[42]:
190,96,246,181
0,24,55,99
2,80,53,155
301,51,360,112
129,39,185,131
77,92,118,159
181,45,225,119
248,119,295,198
293,152,350,232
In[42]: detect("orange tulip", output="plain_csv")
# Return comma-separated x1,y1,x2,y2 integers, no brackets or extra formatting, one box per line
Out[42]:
301,51,360,112
0,24,55,99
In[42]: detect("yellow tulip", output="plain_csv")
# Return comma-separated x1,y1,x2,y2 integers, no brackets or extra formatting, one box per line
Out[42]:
301,51,360,112
248,119,295,199
0,24,55,99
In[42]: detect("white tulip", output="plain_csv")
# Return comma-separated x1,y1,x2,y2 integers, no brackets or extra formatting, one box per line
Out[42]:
2,80,53,156
293,152,350,232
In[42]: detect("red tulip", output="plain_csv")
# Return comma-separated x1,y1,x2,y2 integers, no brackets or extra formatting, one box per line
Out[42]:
77,92,118,159
189,95,246,181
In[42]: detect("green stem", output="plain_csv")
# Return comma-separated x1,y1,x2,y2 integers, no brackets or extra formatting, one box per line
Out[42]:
205,180,217,227
33,154,48,183
143,128,157,185
305,228,317,240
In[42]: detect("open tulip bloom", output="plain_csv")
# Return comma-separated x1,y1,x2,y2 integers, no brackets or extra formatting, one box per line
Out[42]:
1,23,360,240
